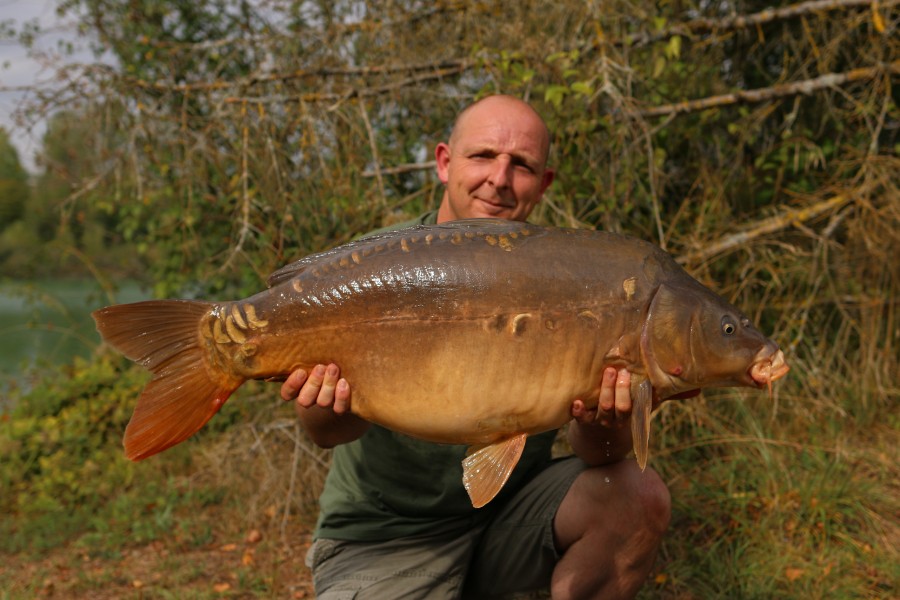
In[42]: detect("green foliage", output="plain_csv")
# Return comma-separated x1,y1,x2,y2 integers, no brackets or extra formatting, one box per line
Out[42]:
0,356,244,556
0,129,29,235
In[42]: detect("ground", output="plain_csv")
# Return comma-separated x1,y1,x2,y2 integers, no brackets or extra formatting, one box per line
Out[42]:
0,517,317,599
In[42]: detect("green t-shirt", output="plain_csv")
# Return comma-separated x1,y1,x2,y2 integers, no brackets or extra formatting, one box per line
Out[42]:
314,210,558,541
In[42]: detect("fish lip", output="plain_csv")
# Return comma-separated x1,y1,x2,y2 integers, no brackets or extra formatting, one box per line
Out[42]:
749,348,790,387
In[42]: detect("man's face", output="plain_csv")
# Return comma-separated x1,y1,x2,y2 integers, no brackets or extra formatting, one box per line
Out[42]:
435,97,554,223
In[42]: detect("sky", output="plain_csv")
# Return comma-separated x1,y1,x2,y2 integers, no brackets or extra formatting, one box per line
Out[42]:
0,0,94,172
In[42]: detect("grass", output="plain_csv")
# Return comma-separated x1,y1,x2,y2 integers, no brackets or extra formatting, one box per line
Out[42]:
641,388,899,599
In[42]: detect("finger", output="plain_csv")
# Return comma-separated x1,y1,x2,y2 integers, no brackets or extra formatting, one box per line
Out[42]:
280,368,308,401
315,363,341,408
297,364,326,408
571,399,593,424
597,367,617,413
614,368,632,421
333,378,352,414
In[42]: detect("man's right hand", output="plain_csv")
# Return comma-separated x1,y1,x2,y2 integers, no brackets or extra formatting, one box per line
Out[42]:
281,363,367,448
281,363,352,414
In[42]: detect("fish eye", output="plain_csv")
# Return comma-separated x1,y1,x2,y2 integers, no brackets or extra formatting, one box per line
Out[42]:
722,317,737,335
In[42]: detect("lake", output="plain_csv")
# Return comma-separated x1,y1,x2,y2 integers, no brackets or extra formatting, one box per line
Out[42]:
0,279,150,399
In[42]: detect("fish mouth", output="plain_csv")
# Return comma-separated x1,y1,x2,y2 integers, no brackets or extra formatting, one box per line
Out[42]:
749,348,790,387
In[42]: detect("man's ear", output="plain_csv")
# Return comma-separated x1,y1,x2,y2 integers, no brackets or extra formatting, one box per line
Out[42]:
435,142,451,184
540,168,555,193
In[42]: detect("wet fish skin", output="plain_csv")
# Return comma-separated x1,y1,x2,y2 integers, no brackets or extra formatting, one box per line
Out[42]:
93,219,789,507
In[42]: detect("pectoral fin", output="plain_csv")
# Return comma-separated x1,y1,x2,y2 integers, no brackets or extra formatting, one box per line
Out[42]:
630,377,653,471
462,434,527,508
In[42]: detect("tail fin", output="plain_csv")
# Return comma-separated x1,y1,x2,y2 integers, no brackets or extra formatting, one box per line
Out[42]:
93,300,243,460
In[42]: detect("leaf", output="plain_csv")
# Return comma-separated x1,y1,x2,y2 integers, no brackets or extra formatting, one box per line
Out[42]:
652,56,666,78
544,85,568,109
665,36,682,60
785,568,804,582
571,81,594,96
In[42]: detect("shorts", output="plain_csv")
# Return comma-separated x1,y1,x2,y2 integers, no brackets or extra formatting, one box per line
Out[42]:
305,456,587,599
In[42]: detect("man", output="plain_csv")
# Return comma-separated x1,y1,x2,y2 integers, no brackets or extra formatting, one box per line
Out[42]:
280,95,671,599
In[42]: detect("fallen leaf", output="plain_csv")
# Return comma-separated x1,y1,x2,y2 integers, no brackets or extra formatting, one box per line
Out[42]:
785,568,804,582
654,573,668,584
242,551,255,566
132,579,144,588
220,543,238,552
213,582,231,593
246,529,263,544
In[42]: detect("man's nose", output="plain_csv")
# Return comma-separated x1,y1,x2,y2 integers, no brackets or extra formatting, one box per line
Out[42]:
487,156,512,188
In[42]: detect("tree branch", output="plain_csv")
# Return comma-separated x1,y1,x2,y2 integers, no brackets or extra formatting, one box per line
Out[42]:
222,62,471,105
362,160,437,178
641,61,900,118
621,0,897,47
123,58,471,94
676,195,851,265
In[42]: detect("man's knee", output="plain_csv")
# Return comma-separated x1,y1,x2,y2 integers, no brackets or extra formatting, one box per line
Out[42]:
555,460,671,548
631,464,671,537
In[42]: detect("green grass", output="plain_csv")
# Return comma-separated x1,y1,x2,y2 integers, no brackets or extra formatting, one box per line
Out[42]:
641,390,899,599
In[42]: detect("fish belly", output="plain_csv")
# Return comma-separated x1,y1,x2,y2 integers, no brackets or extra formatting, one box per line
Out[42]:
249,313,609,446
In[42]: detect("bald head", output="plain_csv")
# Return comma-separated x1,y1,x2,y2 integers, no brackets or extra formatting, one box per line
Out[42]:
449,95,552,166
435,95,555,223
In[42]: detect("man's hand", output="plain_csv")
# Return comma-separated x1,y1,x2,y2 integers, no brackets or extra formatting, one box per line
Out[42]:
281,363,368,448
571,367,633,428
569,367,700,466
281,363,352,414
571,368,701,428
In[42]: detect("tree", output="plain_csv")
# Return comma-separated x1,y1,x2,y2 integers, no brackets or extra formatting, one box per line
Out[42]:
0,128,29,232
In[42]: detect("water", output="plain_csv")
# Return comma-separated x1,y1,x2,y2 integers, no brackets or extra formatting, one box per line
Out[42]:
0,279,149,399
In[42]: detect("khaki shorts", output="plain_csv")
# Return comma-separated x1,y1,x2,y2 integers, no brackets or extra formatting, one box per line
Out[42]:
305,457,586,599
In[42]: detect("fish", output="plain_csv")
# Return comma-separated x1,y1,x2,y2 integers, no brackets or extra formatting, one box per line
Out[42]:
93,219,789,508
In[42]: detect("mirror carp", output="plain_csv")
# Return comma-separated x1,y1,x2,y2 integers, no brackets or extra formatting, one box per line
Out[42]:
93,219,789,507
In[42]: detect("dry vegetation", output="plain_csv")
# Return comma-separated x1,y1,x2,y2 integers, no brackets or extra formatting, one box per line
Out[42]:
1,0,898,597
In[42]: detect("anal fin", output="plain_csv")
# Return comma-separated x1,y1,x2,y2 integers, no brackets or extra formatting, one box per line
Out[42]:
462,434,527,508
630,377,653,471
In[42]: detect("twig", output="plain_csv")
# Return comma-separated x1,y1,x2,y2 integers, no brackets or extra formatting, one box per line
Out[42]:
223,63,471,105
642,61,900,118
362,160,437,178
677,195,851,264
220,101,252,272
359,99,386,210
620,0,898,47
125,58,472,94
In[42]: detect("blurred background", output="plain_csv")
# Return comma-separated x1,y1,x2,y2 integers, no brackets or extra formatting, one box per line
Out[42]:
0,1,897,597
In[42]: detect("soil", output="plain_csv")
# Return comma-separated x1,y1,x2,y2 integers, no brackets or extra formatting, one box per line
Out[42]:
0,518,317,599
